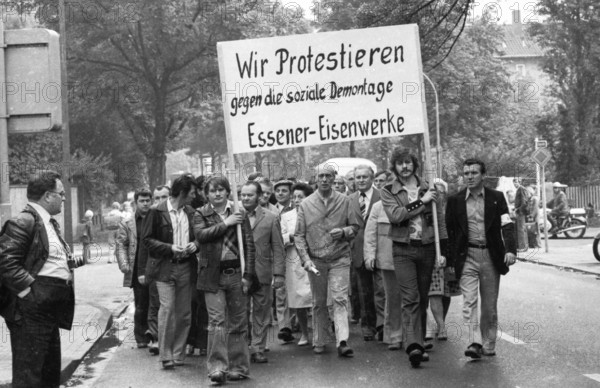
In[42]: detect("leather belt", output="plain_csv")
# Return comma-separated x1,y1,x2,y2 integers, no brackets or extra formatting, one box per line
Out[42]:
397,240,432,247
170,257,191,264
221,267,241,275
36,275,73,287
468,243,487,249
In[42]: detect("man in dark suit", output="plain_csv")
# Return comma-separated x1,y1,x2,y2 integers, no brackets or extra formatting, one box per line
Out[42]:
140,174,199,370
241,181,286,364
0,171,84,388
446,158,517,359
349,165,382,341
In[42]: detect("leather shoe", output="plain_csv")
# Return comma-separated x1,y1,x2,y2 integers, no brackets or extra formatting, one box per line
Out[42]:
313,345,325,354
250,352,268,363
465,344,483,359
149,345,159,356
337,341,354,357
408,349,423,367
209,371,226,384
136,342,148,349
161,360,175,370
228,371,249,381
482,348,496,356
173,360,184,367
278,328,295,343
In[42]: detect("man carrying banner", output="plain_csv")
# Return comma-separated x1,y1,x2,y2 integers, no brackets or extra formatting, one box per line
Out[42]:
295,164,359,357
194,176,256,383
380,148,447,368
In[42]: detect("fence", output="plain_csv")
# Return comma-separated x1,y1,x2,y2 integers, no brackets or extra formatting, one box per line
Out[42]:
566,185,600,209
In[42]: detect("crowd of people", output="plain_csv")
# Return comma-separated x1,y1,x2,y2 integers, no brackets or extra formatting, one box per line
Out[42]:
0,146,522,387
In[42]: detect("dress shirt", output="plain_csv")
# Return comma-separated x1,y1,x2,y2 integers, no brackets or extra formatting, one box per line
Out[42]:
30,202,71,281
295,190,359,263
465,188,486,245
247,208,257,228
211,201,238,261
360,186,374,213
167,199,190,249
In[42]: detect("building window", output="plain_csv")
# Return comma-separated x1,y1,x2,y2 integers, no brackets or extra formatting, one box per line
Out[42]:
516,64,525,76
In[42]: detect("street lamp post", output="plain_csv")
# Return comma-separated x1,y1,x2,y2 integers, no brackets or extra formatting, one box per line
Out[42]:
423,73,441,178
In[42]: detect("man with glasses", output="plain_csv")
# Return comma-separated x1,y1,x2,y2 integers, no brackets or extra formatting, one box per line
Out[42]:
295,165,359,357
0,171,85,387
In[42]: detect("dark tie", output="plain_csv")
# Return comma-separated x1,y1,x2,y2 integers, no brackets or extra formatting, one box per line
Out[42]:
50,218,72,258
359,192,367,219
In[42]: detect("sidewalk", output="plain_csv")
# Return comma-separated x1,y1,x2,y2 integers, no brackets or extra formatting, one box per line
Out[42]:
0,243,132,387
517,227,600,276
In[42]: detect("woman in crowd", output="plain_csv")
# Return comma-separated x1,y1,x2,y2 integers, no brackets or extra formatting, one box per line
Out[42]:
280,182,314,346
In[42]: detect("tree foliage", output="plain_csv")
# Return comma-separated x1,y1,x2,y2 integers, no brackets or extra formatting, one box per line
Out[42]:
529,0,600,185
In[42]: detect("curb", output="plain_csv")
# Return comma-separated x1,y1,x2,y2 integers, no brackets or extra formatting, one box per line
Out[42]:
60,299,132,385
0,298,132,388
517,256,600,277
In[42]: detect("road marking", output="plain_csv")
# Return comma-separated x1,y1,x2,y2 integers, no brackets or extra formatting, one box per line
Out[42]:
584,374,600,383
498,330,526,345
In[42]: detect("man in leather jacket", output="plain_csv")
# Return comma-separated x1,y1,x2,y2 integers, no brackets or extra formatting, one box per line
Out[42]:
0,171,83,388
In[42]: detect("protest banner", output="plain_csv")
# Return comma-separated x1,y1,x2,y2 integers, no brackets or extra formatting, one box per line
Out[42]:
217,24,427,154
217,24,442,269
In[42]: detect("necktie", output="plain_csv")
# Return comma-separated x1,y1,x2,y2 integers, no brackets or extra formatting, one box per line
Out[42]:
359,192,367,219
50,218,73,258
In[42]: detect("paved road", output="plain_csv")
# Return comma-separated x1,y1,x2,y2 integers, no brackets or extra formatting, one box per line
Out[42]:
65,248,600,388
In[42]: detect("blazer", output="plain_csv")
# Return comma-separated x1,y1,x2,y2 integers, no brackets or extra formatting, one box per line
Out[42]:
140,201,199,282
0,205,75,328
349,188,381,268
446,187,517,279
193,202,256,293
115,215,137,287
363,201,394,271
249,205,285,285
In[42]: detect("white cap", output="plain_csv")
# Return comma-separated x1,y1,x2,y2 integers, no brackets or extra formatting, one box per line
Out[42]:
553,182,567,188
84,210,94,218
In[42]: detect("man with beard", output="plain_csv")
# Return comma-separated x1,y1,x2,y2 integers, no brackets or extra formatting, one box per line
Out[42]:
380,148,447,367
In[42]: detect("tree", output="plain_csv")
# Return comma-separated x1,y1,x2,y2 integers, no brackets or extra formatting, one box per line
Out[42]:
318,0,474,70
529,1,600,185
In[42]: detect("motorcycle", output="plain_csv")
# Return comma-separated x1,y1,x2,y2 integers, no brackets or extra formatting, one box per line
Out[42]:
594,231,600,262
541,208,587,239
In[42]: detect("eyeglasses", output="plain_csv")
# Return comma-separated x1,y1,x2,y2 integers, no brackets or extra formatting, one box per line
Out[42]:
48,190,66,198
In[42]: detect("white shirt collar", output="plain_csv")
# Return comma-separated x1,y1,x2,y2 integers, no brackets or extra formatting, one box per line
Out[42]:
211,200,232,213
360,187,374,201
28,202,51,224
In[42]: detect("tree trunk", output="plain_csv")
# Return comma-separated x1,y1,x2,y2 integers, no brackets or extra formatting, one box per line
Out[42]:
349,141,356,157
254,152,264,173
147,153,167,190
378,139,389,171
